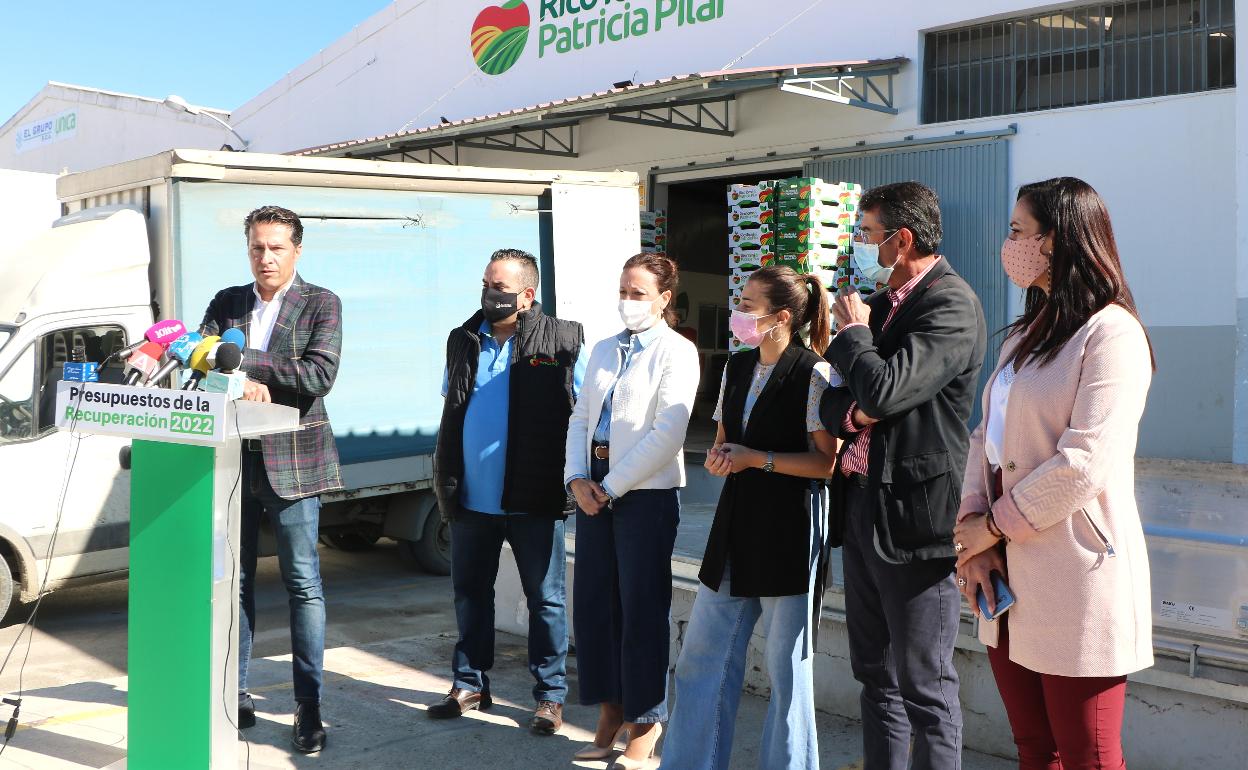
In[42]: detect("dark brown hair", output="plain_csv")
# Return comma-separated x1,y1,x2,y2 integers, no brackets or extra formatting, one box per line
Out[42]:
623,252,680,327
748,266,830,355
1008,177,1154,369
244,205,303,246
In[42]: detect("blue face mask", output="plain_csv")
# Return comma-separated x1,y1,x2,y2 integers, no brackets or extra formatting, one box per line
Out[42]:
851,229,900,285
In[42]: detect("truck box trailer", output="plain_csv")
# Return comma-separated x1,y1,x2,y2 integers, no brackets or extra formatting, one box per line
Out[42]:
0,150,639,618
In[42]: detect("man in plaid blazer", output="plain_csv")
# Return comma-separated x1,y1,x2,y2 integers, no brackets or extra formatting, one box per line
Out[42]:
199,205,342,754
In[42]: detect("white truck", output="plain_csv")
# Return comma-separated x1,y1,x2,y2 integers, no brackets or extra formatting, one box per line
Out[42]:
0,150,639,620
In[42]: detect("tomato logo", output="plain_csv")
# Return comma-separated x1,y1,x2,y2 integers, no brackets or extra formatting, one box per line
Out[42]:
470,0,531,76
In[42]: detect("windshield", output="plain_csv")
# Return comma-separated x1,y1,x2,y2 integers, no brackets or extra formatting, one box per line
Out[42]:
0,326,12,355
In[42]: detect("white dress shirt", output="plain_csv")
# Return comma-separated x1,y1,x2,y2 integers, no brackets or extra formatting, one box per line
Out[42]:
984,360,1015,470
251,277,295,353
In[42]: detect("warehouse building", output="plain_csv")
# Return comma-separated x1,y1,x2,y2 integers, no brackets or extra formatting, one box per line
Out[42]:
230,0,1244,466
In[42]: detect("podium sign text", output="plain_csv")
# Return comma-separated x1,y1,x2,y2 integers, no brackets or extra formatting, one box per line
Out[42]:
55,382,227,445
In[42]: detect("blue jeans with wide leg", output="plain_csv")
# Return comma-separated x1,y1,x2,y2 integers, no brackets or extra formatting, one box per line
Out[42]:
238,449,326,705
660,483,826,770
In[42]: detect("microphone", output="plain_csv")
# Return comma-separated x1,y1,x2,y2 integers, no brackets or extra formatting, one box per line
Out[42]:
143,332,203,387
209,342,243,371
114,320,187,360
181,336,221,391
220,328,246,350
122,342,165,386
202,344,246,399
62,339,99,383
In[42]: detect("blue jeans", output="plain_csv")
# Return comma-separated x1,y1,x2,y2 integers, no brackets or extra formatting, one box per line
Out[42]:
450,510,568,704
238,450,325,704
573,462,678,723
660,572,820,770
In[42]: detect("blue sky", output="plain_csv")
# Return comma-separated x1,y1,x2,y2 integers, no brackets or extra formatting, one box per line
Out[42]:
0,2,392,124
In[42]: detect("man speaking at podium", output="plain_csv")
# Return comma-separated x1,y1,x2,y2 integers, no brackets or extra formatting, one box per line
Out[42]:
199,205,343,754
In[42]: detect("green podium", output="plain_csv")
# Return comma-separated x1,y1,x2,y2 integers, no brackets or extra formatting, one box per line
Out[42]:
56,382,300,770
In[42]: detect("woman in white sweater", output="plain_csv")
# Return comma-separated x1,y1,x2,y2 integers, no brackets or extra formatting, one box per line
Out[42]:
564,253,701,769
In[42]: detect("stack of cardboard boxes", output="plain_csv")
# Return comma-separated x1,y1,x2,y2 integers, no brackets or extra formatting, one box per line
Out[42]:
641,210,667,254
726,177,865,351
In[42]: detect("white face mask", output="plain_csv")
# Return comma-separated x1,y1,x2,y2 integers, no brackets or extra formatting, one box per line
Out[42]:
618,299,660,331
851,229,901,285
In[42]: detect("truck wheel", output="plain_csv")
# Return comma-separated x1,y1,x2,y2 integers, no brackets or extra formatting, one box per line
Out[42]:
398,509,452,576
0,556,14,624
319,531,380,552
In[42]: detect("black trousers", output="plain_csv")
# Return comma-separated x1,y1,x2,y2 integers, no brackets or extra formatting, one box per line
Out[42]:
572,456,679,723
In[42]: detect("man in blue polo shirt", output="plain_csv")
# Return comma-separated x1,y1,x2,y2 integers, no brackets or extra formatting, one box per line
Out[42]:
431,248,586,736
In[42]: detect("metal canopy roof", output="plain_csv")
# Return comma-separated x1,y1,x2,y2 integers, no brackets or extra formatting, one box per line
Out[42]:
295,58,907,163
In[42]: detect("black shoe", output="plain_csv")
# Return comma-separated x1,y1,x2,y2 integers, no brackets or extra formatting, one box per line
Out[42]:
427,688,493,719
292,702,326,754
237,693,256,730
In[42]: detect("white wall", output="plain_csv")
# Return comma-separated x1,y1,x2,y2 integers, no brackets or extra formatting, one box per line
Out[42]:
230,0,1243,461
234,0,1129,154
0,169,58,251
0,86,232,174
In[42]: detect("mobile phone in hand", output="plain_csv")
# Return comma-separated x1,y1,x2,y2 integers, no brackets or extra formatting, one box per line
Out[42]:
976,571,1016,622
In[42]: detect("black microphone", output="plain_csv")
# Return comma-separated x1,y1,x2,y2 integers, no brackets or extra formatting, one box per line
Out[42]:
200,344,246,398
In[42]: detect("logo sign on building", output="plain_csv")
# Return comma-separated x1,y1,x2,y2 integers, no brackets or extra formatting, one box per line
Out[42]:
14,109,78,154
470,0,726,75
55,382,227,446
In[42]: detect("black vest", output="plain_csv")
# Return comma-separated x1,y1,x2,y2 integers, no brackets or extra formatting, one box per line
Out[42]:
699,344,822,597
433,303,583,519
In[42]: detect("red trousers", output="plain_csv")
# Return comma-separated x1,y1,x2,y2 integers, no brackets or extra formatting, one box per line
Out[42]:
987,619,1128,770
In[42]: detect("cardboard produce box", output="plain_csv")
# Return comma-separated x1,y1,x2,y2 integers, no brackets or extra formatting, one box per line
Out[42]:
729,223,775,251
777,225,844,252
640,210,667,231
778,178,854,205
728,267,756,293
641,229,667,248
728,204,774,229
776,199,845,227
729,247,766,270
727,181,779,208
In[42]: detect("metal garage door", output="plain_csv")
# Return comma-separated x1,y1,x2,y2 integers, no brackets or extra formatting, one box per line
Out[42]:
806,138,1011,425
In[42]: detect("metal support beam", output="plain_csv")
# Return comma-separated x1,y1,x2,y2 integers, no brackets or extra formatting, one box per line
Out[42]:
608,96,734,136
385,144,459,165
778,66,900,115
457,124,577,157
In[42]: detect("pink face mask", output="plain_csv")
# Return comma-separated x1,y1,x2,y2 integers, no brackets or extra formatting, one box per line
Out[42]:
729,309,776,347
1000,235,1049,289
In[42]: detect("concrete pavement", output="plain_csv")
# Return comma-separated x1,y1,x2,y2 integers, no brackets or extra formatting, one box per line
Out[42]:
0,541,1014,770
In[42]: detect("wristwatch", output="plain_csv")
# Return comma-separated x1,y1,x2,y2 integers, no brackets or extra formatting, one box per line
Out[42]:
762,451,775,473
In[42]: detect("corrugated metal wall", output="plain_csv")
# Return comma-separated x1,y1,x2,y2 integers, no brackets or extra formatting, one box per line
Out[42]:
806,138,1011,426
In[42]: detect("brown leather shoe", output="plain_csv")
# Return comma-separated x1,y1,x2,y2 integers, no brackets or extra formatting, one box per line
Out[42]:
530,700,563,735
427,688,492,719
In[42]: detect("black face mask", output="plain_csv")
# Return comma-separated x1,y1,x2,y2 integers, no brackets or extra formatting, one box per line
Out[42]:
481,287,520,322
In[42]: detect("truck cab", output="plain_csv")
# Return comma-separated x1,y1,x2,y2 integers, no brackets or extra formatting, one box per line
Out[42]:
0,208,155,616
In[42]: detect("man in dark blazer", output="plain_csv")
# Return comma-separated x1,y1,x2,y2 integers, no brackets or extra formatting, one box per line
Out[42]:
200,205,343,754
821,182,987,770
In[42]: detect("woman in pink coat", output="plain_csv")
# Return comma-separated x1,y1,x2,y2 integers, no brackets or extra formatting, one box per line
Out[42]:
953,177,1154,770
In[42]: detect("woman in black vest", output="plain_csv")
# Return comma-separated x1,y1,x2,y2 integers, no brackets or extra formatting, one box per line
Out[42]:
659,266,840,770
